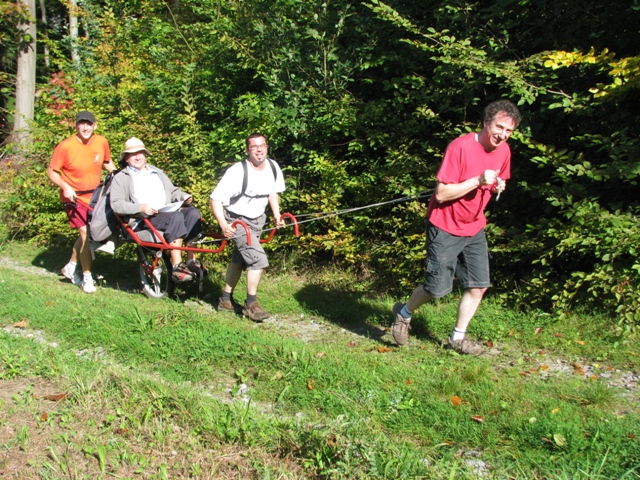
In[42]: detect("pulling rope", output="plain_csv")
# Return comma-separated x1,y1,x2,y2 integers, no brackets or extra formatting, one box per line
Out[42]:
191,190,433,245
261,190,434,233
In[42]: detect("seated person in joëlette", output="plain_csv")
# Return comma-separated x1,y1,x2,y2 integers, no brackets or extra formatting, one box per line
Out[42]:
110,137,204,282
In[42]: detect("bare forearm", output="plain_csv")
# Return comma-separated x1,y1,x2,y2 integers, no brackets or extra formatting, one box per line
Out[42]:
46,167,75,201
434,169,502,204
268,193,281,220
434,178,481,203
210,198,235,237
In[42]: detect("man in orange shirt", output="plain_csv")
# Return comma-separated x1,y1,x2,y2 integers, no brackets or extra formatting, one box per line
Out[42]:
47,111,115,293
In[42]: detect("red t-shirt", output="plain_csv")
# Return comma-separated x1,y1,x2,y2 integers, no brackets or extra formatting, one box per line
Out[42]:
427,132,511,237
49,134,112,204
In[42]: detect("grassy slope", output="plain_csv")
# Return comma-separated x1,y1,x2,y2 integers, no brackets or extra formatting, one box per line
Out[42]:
0,240,639,479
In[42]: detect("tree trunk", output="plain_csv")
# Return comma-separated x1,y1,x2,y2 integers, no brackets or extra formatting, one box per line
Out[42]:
38,0,49,68
13,0,37,145
69,0,80,63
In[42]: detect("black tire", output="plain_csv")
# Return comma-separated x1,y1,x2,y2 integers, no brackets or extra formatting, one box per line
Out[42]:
137,247,175,299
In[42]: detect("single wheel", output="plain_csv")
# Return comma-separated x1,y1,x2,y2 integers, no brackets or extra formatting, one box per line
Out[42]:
137,247,175,298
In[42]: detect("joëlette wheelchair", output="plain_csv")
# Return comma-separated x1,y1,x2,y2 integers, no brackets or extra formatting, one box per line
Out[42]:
100,210,299,299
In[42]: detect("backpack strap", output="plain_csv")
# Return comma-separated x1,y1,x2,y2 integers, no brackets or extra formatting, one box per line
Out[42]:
229,159,278,206
241,159,249,196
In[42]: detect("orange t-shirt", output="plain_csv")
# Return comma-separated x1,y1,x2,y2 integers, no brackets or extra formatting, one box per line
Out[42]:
49,134,112,204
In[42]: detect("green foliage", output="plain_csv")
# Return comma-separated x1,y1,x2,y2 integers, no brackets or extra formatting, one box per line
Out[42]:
1,0,639,324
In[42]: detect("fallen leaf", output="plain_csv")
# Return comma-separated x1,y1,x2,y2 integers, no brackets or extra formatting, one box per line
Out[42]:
629,434,636,440
519,371,528,377
605,366,614,371
573,364,585,375
534,327,542,335
551,408,560,414
539,350,545,355
116,428,129,435
377,347,392,353
554,333,563,337
450,395,462,407
553,433,567,447
43,393,68,402
575,340,585,345
540,364,549,370
590,375,599,380
13,320,28,329
315,352,326,358
405,379,414,385
40,412,48,421
508,329,515,336
471,415,485,423
46,301,55,307
307,380,314,390
291,333,297,337
529,368,539,374
486,340,494,348
345,341,358,347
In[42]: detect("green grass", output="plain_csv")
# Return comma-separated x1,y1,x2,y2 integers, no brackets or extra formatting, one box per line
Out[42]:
0,239,639,478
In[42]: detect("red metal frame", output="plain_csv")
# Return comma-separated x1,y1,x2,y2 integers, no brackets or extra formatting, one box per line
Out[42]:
114,211,299,254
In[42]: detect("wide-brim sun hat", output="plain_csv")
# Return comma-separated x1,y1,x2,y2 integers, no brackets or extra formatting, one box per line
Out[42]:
119,137,152,163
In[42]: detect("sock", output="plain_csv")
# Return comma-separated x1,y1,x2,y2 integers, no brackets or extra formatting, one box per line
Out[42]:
400,305,413,319
450,328,466,341
221,291,231,301
246,294,257,305
67,261,77,269
83,272,93,283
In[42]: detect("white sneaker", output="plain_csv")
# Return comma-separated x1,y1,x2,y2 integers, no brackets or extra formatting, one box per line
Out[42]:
61,263,83,286
82,277,97,294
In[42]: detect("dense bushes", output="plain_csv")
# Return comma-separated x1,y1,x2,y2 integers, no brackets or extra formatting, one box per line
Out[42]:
1,0,638,323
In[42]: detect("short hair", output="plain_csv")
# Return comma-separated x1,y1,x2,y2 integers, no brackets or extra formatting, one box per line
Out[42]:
246,133,267,147
483,100,522,127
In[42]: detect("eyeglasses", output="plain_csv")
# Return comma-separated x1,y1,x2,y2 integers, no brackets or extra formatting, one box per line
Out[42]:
248,144,268,151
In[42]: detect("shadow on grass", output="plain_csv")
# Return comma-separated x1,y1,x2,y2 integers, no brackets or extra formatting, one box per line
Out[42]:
30,240,224,300
294,284,441,346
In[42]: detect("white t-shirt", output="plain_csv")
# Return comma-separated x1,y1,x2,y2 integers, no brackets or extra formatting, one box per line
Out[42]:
210,159,285,219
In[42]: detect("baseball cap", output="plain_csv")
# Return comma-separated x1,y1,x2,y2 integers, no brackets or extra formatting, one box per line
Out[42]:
75,111,96,125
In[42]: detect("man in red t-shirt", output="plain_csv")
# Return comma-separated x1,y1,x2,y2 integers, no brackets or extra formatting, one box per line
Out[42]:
47,111,115,293
391,100,522,354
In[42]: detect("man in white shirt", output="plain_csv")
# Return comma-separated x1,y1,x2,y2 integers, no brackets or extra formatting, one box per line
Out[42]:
210,133,286,321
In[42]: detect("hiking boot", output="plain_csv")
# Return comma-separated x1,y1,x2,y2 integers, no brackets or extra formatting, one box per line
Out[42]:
445,337,483,356
171,262,193,283
61,263,82,286
243,301,270,322
218,296,240,313
186,259,209,276
82,277,97,294
391,302,411,346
